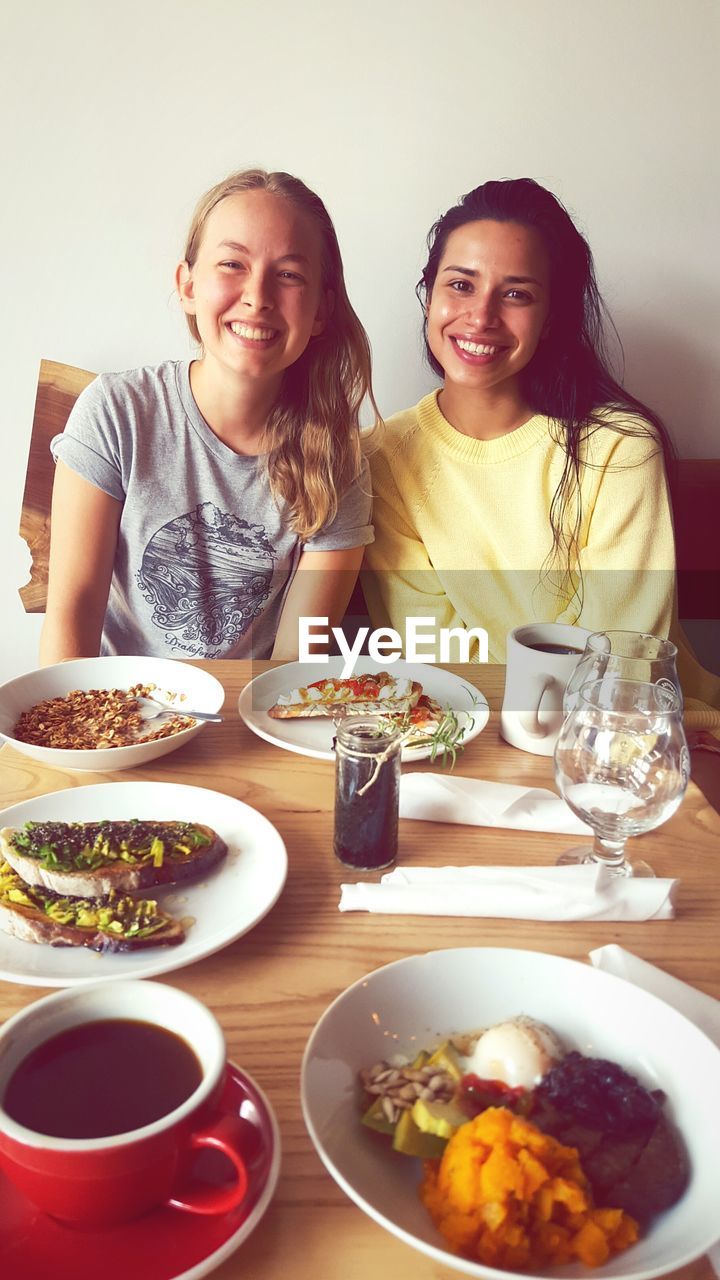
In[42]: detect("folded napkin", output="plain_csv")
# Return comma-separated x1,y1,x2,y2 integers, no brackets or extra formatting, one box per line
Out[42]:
339,863,678,920
400,774,592,836
590,944,720,1274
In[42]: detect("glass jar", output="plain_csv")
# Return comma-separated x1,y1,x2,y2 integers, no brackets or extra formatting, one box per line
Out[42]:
333,717,402,870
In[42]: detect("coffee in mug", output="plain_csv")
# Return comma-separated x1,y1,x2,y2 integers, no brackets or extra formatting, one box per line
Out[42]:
4,1018,203,1139
527,643,584,656
0,980,250,1226
500,623,590,756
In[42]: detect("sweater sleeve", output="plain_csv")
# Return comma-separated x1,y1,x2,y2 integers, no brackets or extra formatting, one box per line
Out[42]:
562,430,675,637
362,447,467,637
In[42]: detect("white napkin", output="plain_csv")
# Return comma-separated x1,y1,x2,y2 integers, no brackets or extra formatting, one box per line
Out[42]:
339,864,678,920
400,773,592,836
590,945,720,1274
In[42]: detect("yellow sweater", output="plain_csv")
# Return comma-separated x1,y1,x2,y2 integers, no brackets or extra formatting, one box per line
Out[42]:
363,391,676,664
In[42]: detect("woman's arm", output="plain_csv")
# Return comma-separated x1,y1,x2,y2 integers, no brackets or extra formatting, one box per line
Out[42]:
271,546,365,661
39,461,123,665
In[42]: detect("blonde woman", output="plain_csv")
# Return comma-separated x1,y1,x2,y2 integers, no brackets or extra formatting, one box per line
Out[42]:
40,169,376,662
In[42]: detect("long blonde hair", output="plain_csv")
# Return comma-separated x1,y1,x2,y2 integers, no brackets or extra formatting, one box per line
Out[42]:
182,168,378,539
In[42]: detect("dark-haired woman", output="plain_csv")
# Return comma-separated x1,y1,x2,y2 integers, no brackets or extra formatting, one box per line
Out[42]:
363,179,679,667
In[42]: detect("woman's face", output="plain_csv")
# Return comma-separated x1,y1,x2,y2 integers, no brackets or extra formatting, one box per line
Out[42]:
426,219,551,398
177,189,328,388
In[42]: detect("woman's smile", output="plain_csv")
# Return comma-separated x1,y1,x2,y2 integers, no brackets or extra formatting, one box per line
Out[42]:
449,336,509,364
226,320,281,349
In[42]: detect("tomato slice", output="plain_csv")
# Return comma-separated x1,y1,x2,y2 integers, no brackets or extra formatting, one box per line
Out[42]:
458,1074,529,1117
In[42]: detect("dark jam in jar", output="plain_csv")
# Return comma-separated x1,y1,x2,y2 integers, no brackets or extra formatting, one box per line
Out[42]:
333,718,402,870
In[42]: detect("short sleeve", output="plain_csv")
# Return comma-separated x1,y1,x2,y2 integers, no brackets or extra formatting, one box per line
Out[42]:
50,376,127,501
304,455,374,551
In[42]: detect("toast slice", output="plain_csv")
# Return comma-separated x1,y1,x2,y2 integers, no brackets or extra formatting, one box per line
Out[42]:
0,860,184,952
268,672,423,720
0,820,227,899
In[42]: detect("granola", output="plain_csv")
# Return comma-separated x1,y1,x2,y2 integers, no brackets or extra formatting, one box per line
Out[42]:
12,684,195,750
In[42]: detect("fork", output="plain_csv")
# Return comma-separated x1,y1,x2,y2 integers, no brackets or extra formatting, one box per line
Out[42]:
135,695,224,724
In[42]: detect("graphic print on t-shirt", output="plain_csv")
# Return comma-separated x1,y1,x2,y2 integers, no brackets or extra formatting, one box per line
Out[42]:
137,502,274,656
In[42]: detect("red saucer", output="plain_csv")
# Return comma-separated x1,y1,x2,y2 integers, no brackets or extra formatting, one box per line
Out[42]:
0,1063,280,1280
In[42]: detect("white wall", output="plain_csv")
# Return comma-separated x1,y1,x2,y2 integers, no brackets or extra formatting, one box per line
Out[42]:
2,0,718,680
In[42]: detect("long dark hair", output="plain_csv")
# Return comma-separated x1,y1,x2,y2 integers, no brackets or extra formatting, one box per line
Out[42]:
417,179,675,590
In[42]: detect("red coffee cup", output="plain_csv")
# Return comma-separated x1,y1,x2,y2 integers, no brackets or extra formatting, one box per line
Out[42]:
0,980,249,1227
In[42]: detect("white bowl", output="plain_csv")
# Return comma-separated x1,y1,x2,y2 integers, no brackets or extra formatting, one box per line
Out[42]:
0,657,225,772
301,947,720,1280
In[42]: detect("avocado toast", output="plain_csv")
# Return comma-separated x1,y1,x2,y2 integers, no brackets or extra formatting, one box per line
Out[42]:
0,860,185,951
0,819,228,897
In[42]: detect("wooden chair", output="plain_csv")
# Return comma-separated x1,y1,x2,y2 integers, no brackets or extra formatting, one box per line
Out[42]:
18,358,96,613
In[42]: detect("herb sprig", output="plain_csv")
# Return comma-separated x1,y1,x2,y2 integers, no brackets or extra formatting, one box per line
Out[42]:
377,691,480,768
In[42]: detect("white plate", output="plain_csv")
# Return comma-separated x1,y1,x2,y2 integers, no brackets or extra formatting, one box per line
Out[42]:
0,783,287,986
238,658,489,762
301,947,720,1280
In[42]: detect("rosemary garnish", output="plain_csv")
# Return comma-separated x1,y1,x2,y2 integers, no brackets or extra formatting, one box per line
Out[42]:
376,690,480,768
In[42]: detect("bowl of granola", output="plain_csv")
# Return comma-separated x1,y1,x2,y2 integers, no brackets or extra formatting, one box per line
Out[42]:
0,657,225,772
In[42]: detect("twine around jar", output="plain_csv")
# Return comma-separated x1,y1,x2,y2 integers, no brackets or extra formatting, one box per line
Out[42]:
336,733,401,796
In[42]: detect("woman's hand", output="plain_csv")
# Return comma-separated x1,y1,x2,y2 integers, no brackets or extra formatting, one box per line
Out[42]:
39,462,122,665
271,546,365,661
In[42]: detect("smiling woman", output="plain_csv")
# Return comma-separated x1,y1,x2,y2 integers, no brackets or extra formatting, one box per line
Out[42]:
363,177,682,669
39,169,378,664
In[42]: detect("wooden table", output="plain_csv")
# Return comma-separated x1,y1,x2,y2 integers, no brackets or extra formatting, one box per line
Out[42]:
1,662,718,1280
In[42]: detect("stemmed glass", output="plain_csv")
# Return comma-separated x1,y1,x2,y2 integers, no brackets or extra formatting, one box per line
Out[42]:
554,678,689,878
563,631,681,717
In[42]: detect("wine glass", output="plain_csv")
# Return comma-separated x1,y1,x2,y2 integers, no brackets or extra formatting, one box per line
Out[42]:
563,631,681,718
554,678,689,878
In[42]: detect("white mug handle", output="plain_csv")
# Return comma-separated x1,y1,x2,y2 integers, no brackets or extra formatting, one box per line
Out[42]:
518,673,559,738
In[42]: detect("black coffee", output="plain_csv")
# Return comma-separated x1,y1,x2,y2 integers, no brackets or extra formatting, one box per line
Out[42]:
527,643,584,655
3,1018,203,1139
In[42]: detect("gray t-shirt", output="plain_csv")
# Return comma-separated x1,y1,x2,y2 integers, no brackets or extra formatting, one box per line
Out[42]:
51,361,373,658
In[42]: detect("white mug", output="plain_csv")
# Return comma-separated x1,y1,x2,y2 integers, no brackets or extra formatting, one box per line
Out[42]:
500,623,590,756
